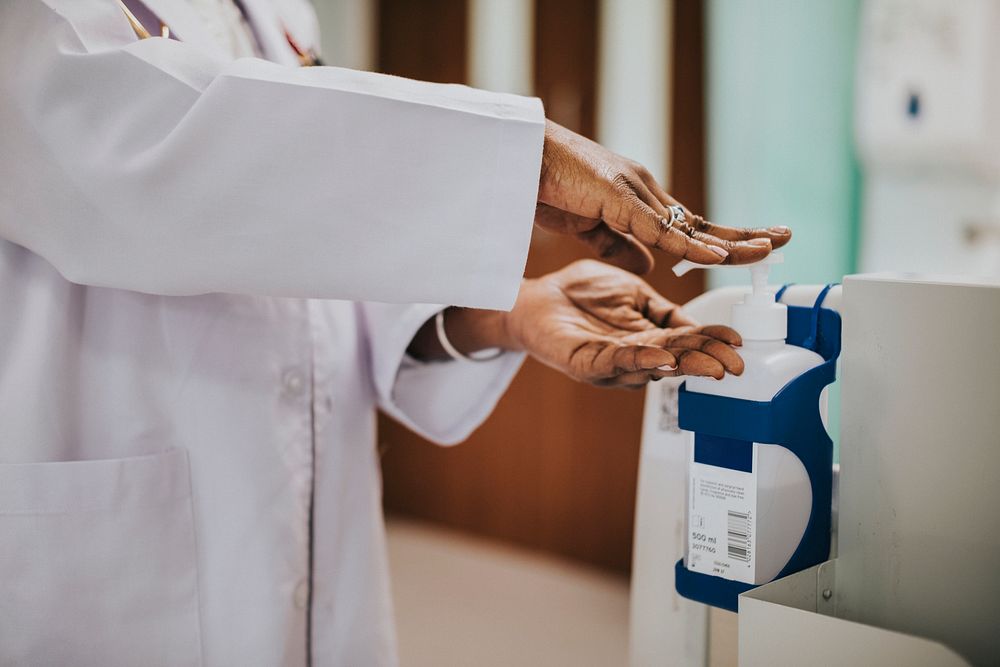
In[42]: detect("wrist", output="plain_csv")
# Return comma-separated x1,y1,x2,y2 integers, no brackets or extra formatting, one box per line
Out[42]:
444,306,521,354
538,120,562,202
497,278,537,353
405,282,532,361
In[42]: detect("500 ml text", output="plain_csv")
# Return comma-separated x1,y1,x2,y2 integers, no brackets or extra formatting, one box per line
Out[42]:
691,532,717,554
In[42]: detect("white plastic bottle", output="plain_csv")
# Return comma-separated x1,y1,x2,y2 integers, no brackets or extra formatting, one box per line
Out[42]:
676,253,823,585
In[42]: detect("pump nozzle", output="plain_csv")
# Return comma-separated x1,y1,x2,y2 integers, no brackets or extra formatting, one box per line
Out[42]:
748,262,771,298
671,252,784,278
671,253,787,341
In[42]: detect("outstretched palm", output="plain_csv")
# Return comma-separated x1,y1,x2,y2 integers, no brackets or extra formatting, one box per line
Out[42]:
507,260,745,388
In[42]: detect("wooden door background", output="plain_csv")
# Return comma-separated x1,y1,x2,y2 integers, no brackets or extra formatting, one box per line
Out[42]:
376,0,707,574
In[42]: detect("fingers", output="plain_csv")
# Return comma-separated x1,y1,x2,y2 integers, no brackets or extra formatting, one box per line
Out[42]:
536,204,655,274
581,323,742,386
609,189,728,265
638,324,743,380
594,370,670,389
643,323,743,348
637,168,681,211
593,344,679,389
595,347,734,385
661,334,744,376
688,232,774,265
691,324,743,347
630,183,733,265
636,166,791,250
577,223,655,275
609,326,743,377
548,167,786,266
609,344,677,374
664,226,732,264
663,348,727,380
635,169,793,259
691,216,792,249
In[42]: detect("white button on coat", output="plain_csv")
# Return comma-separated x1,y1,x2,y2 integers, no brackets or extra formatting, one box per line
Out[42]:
283,368,306,397
0,1,544,665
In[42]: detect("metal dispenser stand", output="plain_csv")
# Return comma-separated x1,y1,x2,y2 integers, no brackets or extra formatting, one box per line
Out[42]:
738,274,1000,666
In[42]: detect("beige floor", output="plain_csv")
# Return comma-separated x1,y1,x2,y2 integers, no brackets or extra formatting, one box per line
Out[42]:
386,518,631,667
386,518,738,667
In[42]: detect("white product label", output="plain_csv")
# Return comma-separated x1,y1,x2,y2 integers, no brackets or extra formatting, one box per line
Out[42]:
687,446,758,584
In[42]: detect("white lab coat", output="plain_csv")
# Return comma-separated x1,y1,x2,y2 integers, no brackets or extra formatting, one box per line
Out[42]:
0,1,545,665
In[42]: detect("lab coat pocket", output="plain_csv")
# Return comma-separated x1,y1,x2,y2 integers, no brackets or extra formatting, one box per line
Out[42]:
0,449,203,666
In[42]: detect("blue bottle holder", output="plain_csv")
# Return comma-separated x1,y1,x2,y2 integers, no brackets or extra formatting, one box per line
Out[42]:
673,285,842,612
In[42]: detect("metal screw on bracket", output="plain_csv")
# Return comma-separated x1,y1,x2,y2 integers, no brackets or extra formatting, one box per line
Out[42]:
822,589,833,601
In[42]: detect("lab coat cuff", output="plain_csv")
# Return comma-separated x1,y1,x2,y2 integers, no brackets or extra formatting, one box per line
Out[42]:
375,304,526,446
480,98,545,311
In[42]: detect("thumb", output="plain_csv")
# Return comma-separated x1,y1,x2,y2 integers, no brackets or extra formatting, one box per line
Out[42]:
536,205,655,274
577,222,655,275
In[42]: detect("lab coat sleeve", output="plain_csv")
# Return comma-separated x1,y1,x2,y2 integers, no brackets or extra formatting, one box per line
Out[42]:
360,302,526,445
0,1,544,310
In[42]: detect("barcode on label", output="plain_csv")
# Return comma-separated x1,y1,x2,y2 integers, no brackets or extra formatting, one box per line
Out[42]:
727,510,751,562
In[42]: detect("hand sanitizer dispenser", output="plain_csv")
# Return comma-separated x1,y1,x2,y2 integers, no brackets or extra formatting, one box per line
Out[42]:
671,254,842,612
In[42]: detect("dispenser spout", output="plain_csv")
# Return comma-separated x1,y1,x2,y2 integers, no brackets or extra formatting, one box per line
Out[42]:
671,252,784,279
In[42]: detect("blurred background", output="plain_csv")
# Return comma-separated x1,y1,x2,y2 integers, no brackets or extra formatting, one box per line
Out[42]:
308,0,999,664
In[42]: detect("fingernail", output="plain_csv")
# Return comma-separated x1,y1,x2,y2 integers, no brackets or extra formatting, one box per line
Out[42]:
748,238,772,247
657,365,676,371
710,246,728,258
771,226,791,234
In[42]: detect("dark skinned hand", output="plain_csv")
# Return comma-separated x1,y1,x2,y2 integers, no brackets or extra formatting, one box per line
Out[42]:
504,259,745,388
536,120,792,274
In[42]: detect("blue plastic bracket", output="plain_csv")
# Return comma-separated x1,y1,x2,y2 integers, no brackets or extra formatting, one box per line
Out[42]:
674,285,841,612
